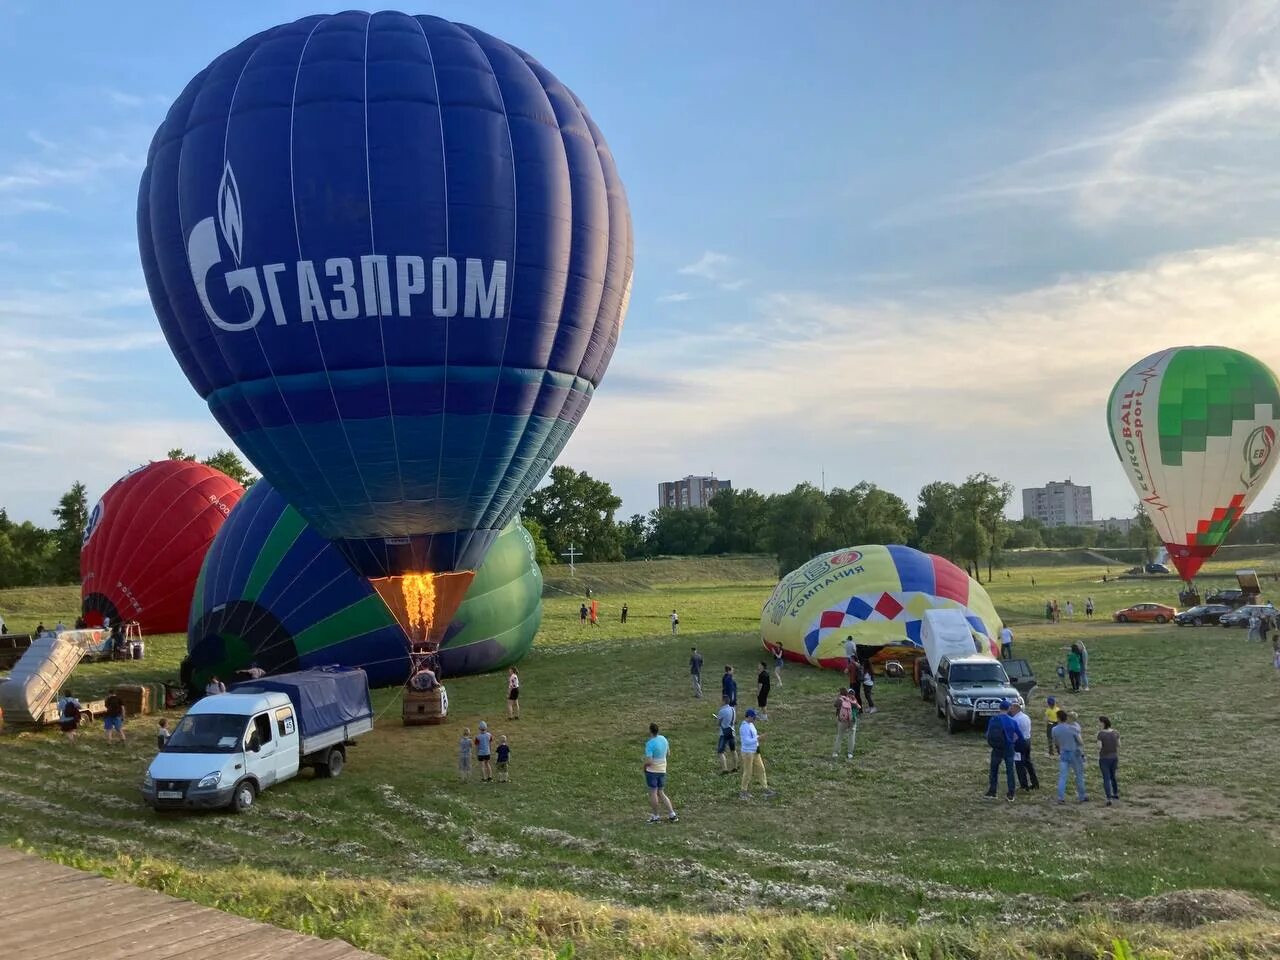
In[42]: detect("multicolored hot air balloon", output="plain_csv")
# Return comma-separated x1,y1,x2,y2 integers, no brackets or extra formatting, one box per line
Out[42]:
761,545,1002,668
186,480,542,690
1107,346,1280,582
137,11,632,644
80,460,244,633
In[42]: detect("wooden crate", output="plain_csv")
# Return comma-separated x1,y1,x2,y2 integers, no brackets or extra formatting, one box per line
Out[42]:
111,684,151,717
402,686,448,726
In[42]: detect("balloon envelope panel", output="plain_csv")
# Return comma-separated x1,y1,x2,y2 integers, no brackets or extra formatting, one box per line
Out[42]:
80,461,244,634
761,545,1002,668
138,11,633,579
187,480,541,688
1107,346,1280,581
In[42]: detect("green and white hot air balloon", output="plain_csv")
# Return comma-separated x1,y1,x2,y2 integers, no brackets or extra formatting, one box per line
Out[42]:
1106,346,1280,582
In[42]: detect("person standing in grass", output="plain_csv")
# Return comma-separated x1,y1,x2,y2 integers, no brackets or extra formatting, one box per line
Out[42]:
1065,600,1074,620
103,690,126,743
843,635,856,672
983,700,1018,802
496,735,511,783
1009,701,1038,791
859,658,877,714
58,693,82,742
832,687,859,760
643,722,678,823
156,718,171,750
506,667,521,719
716,696,738,774
738,709,775,799
670,609,680,635
722,664,737,707
1085,596,1095,619
1053,709,1088,803
1096,716,1120,805
1066,645,1083,692
475,722,495,782
771,642,784,688
621,602,628,624
755,661,771,720
1044,697,1059,757
458,727,473,782
580,602,588,626
1077,639,1090,691
999,624,1014,660
690,647,704,698
846,651,862,697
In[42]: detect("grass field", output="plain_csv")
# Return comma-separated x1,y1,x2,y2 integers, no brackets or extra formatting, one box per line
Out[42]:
2,554,1280,959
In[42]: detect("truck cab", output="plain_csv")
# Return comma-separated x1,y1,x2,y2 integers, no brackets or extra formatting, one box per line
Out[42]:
142,690,299,812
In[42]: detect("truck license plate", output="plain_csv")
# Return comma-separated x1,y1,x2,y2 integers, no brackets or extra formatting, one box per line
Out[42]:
157,790,182,800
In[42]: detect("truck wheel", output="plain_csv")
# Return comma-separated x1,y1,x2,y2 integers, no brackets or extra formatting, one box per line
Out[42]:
319,747,345,778
231,780,256,814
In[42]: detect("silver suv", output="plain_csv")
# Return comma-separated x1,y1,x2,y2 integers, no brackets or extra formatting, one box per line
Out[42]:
922,655,1024,734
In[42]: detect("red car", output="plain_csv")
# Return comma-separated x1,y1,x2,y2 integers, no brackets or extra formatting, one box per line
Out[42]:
1112,602,1176,624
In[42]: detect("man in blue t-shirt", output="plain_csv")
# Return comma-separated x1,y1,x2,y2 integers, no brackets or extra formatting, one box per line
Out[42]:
984,700,1020,801
643,722,678,823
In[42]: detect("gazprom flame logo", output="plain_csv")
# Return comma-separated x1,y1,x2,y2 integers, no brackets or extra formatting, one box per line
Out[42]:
1242,425,1276,487
216,163,243,267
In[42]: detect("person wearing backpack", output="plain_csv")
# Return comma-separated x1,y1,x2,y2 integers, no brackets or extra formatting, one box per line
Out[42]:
983,699,1019,801
831,686,859,760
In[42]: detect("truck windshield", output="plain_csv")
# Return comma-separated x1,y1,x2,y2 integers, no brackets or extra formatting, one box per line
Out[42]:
949,664,1009,685
164,713,248,753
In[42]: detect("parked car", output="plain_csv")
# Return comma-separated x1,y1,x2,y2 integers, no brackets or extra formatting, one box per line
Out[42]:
1219,604,1277,628
1173,604,1231,626
1113,602,1176,624
1204,587,1250,608
1145,562,1172,574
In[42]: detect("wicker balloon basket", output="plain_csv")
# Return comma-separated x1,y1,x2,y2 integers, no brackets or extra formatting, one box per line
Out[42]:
403,685,449,726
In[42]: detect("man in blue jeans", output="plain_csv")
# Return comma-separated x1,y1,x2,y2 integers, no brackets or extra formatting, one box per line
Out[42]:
643,722,678,823
983,699,1019,802
1051,708,1088,803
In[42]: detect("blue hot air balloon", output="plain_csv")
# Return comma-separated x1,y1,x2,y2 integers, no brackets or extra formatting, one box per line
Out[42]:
138,11,633,584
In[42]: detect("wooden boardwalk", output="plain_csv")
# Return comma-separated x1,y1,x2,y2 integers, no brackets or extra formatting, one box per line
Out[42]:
0,847,381,959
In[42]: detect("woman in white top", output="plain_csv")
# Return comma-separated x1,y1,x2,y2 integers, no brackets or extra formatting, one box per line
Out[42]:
507,667,521,719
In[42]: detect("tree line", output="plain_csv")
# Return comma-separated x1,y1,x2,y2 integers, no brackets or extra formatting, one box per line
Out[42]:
518,466,1280,578
5,455,1275,590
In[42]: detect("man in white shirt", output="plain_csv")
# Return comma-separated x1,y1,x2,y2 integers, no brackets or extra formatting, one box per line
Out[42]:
999,625,1014,659
843,635,855,669
738,709,775,800
1009,702,1039,790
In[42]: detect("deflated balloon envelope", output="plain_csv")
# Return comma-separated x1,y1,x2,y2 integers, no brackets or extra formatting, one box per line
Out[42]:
80,461,244,634
186,480,542,689
137,11,633,580
761,545,1002,668
1106,346,1280,582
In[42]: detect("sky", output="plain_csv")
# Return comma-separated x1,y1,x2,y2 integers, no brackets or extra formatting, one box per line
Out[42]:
1,1,1279,527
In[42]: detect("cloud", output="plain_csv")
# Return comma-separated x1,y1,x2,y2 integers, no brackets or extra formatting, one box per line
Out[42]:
563,237,1280,519
98,87,169,109
676,251,748,292
678,251,731,280
657,291,693,303
884,0,1280,230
